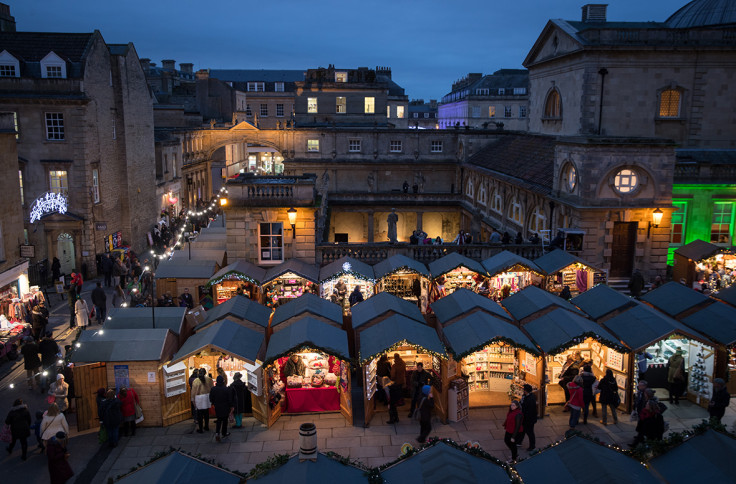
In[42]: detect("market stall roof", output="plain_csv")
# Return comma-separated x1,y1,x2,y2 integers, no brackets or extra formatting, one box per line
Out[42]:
681,301,736,346
106,307,187,335
318,256,375,282
523,307,625,354
373,254,430,279
171,318,265,366
189,239,226,250
170,248,226,266
649,429,736,483
502,285,585,321
515,436,658,484
673,239,722,261
380,442,508,484
270,293,343,329
442,311,539,359
533,249,603,275
428,252,486,278
713,284,736,308
70,328,173,363
601,302,712,351
351,292,424,328
481,250,542,277
153,258,218,280
249,453,368,483
196,295,271,331
571,284,635,320
641,281,711,317
430,288,510,322
265,316,350,364
358,313,445,363
207,259,266,286
116,451,241,484
263,259,320,284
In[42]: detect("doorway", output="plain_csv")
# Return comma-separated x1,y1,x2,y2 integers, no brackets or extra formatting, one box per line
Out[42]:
57,233,75,275
610,222,637,277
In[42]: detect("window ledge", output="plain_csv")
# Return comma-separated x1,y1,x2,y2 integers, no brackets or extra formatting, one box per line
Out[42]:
655,117,687,124
541,117,562,123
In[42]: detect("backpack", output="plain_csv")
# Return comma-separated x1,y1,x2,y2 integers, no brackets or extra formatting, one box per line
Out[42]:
413,397,426,420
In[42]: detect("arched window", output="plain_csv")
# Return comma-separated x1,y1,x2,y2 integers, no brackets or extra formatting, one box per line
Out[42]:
478,184,487,206
659,89,681,118
561,163,577,192
491,190,503,214
544,89,562,118
614,168,638,194
466,178,474,198
509,196,523,225
529,206,548,234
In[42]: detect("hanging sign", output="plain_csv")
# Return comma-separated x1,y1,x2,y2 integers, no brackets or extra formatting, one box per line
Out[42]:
29,192,68,223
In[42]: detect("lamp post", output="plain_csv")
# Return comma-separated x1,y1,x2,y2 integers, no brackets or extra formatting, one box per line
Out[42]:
144,265,155,329
288,207,297,239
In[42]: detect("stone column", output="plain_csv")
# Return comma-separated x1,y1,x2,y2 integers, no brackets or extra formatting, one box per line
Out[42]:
367,211,374,243
417,211,423,231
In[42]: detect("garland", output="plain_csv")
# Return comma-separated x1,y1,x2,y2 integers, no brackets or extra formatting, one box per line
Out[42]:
206,271,261,288
627,419,735,461
487,263,544,278
321,269,376,284
378,265,430,280
433,264,485,280
545,331,628,356
245,453,291,480
450,336,541,361
263,343,354,367
358,339,447,366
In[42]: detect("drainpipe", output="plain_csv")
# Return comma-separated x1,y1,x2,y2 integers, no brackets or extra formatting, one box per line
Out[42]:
597,68,608,135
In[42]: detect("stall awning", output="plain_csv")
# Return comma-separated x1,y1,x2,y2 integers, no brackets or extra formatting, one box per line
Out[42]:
265,316,350,364
430,288,510,323
601,303,712,351
171,318,264,366
351,292,424,329
171,249,226,266
197,295,271,331
428,252,486,278
248,453,368,484
641,281,711,317
318,256,375,282
379,442,508,484
713,284,736,308
106,307,186,335
533,249,604,275
649,429,736,483
515,436,659,484
373,254,430,279
673,239,722,261
116,451,241,484
482,250,542,277
271,293,342,329
681,302,736,347
207,260,266,286
523,308,625,354
442,311,539,359
571,284,635,320
70,328,173,363
502,285,585,321
358,314,445,363
263,259,320,285
153,259,218,279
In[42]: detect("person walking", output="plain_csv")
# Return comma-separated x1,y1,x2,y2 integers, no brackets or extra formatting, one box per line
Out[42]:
209,376,234,442
191,368,213,433
376,354,391,405
51,257,61,284
383,377,402,424
101,389,123,448
47,431,74,484
101,254,114,288
31,305,48,341
112,257,124,289
74,296,90,329
666,349,686,404
39,332,60,393
390,353,407,397
503,400,524,463
20,336,41,390
630,400,665,448
118,387,140,437
579,365,598,423
519,384,538,451
598,369,619,425
566,375,584,430
708,378,730,423
70,271,83,297
408,362,431,418
66,285,77,330
5,398,31,461
91,282,107,325
48,374,69,413
558,354,579,406
416,385,434,443
229,372,250,428
40,403,69,446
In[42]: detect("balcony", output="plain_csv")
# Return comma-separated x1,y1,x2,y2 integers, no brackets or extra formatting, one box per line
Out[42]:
224,174,317,207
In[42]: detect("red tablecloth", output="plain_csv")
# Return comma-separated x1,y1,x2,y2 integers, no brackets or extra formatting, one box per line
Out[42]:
285,386,340,413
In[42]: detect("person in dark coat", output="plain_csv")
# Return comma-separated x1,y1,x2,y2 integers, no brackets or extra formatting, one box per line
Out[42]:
66,285,77,329
598,369,619,425
376,355,391,405
348,285,364,306
39,332,60,392
408,362,431,418
558,354,579,405
101,254,114,287
514,232,523,245
95,388,107,423
384,377,402,424
559,285,572,301
5,398,31,460
628,268,645,298
31,305,48,341
51,257,61,283
20,336,41,390
416,385,434,443
518,384,538,451
47,431,74,484
90,282,107,325
209,375,234,442
579,365,598,424
631,400,665,448
709,378,730,423
179,287,194,310
101,389,123,448
229,373,250,428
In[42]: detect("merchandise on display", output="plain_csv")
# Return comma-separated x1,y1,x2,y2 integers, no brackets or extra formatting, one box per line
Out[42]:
321,276,373,313
545,264,606,296
436,268,485,296
460,344,538,404
215,280,257,304
264,273,317,307
696,253,736,292
487,271,536,300
376,272,428,309
271,351,342,413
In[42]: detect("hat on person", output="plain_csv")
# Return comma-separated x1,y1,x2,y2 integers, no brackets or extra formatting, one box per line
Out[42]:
56,374,64,380
523,384,533,393
422,385,431,396
55,431,66,440
233,372,242,380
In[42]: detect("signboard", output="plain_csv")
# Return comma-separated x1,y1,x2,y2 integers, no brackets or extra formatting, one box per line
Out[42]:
19,245,35,258
55,282,65,294
114,364,130,391
29,192,68,223
148,371,157,383
243,361,263,396
106,231,123,252
95,222,107,231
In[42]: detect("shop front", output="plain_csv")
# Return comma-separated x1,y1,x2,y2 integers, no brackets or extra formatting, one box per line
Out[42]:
206,260,266,305
0,260,34,358
262,260,320,308
373,254,431,312
154,259,219,309
481,250,544,301
427,252,488,302
270,293,344,334
319,256,375,314
534,249,607,296
672,239,735,292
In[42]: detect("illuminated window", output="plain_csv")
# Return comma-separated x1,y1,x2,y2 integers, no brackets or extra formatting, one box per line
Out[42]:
18,170,23,205
260,104,268,117
671,201,687,245
336,97,346,114
491,190,502,214
335,71,347,82
276,104,284,117
396,106,405,118
364,97,375,114
259,222,283,263
45,112,64,140
274,82,284,92
348,139,361,152
389,140,402,152
504,106,512,118
711,202,733,244
544,90,562,118
92,168,100,203
49,170,68,195
307,139,319,152
489,106,496,118
509,196,523,225
613,169,638,194
308,97,318,113
529,206,547,234
387,106,391,118
562,163,577,192
659,89,681,118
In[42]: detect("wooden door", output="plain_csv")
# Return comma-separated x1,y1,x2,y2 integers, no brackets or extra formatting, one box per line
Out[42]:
340,365,353,425
610,222,637,277
74,362,107,431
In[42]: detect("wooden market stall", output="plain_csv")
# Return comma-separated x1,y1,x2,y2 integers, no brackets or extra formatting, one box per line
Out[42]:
105,307,191,348
427,252,488,301
357,313,446,427
372,254,431,312
502,285,588,324
481,250,545,300
193,294,272,334
672,239,736,291
571,284,637,323
70,328,189,430
168,318,266,423
319,256,375,314
154,259,220,309
270,293,343,333
261,316,353,427
262,259,320,308
714,284,736,308
351,291,426,357
430,288,512,325
116,451,242,484
534,249,607,296
207,260,266,304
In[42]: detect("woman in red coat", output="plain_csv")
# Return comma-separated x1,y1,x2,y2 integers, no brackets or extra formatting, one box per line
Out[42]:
47,431,73,484
503,400,524,462
566,375,585,429
117,387,140,437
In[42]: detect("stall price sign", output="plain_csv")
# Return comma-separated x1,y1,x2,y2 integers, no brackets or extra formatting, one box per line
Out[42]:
114,365,130,391
19,245,35,258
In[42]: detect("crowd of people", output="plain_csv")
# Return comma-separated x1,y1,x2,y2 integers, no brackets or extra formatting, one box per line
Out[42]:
189,367,251,442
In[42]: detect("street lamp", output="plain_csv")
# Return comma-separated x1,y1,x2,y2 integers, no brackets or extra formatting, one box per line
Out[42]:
652,208,663,228
144,265,155,329
287,207,297,239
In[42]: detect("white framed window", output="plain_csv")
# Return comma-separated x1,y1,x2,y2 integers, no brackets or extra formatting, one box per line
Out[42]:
1,111,18,139
365,97,375,114
260,104,268,117
387,106,391,118
0,64,15,77
711,202,733,245
45,112,64,140
259,222,284,263
476,88,489,95
245,104,252,116
46,65,62,78
335,71,347,82
489,106,496,118
92,168,100,203
613,168,638,194
504,106,512,118
336,96,346,114
49,170,68,195
671,201,687,245
491,190,502,214
274,82,284,92
466,179,474,198
112,117,116,139
424,113,429,119
519,106,527,118
513,87,527,95
478,184,487,206
472,106,481,118
498,88,505,95
0,50,19,78
509,196,523,225
18,170,23,205
247,81,265,92
413,113,418,119
529,206,547,234
389,140,402,153
307,139,320,152
276,104,284,117
431,140,443,153
172,153,177,178
308,97,318,113
562,163,577,192
396,106,405,118
348,139,361,152
40,52,66,79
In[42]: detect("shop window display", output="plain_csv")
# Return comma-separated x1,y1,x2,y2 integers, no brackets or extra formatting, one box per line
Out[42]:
0,283,39,360
263,272,318,308
545,262,606,296
643,337,714,404
270,351,344,413
321,276,374,314
487,270,541,301
695,252,736,293
434,268,486,298
375,271,429,310
215,280,258,304
461,344,539,407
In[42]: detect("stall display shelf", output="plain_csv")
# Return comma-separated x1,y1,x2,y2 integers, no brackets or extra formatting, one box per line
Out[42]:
365,359,377,401
163,362,187,398
448,379,469,422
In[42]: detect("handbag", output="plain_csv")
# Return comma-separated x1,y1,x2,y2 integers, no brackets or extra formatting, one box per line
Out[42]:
194,393,210,410
208,405,216,417
134,403,143,419
0,424,11,443
47,395,56,405
89,307,95,319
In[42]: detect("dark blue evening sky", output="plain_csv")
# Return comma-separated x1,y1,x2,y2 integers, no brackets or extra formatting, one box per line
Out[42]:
10,0,681,101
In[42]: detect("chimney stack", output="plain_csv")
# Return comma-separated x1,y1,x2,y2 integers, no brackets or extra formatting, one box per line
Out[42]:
161,59,176,71
180,63,193,74
0,3,15,32
140,58,150,72
582,4,608,22
298,423,317,462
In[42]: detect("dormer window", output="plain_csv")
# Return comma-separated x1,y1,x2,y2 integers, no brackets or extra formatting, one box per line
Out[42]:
335,71,347,82
0,64,15,77
46,65,62,78
40,52,67,79
0,50,19,78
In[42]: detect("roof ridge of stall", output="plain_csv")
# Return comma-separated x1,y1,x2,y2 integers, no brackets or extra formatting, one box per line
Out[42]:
319,256,375,282
351,292,425,328
358,313,446,364
263,259,320,284
481,250,543,277
372,253,430,279
270,293,343,328
170,317,265,366
265,315,350,364
207,259,266,286
441,310,540,359
428,251,487,278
